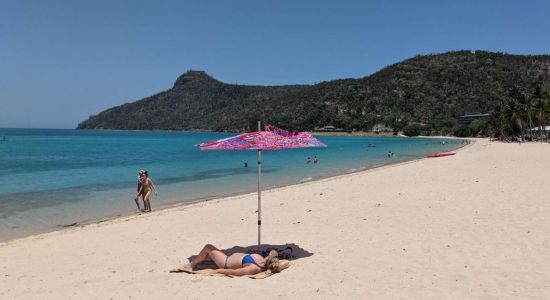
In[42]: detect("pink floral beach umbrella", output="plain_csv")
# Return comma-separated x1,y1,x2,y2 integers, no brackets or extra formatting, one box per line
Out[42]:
197,122,326,248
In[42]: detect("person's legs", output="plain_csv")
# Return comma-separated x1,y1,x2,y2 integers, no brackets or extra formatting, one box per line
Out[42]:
186,244,227,269
143,191,152,212
133,196,141,211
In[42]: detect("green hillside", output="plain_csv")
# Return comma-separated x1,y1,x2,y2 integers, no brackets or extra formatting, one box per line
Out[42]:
77,51,550,135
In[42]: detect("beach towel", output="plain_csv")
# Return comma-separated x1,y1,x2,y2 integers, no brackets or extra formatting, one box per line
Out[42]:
169,262,279,279
246,246,295,259
170,244,309,279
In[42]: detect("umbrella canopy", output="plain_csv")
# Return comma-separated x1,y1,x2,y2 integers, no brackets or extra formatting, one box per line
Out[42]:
197,130,326,150
197,123,326,249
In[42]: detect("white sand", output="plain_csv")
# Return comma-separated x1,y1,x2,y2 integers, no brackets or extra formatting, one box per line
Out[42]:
1,139,549,299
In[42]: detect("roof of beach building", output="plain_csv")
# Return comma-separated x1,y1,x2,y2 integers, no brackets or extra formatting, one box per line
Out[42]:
528,125,550,131
460,112,490,118
315,125,345,131
458,112,491,124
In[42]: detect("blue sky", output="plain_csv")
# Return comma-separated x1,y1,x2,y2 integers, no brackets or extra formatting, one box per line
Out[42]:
1,0,549,128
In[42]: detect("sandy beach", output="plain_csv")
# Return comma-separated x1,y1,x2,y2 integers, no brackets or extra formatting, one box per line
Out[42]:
1,138,549,299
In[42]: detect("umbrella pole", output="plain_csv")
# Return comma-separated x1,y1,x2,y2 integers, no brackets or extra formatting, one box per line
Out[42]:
257,121,262,251
257,148,262,251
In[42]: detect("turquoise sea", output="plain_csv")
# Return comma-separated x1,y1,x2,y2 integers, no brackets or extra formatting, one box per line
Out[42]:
0,128,463,241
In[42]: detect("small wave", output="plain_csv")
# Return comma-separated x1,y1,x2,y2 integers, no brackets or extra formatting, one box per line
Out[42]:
299,177,313,183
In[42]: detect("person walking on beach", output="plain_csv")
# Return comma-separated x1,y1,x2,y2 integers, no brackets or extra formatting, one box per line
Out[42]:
136,170,157,212
133,170,145,211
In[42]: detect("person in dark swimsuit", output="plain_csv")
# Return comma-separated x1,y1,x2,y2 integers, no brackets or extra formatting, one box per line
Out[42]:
170,244,290,276
133,170,145,212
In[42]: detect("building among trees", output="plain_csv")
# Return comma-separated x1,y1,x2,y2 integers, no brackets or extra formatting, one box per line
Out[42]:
458,113,490,124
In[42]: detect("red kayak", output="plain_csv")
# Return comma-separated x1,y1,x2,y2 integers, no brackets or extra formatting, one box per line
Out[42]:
426,152,456,158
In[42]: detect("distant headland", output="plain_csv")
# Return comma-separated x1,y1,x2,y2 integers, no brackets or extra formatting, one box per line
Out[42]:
77,50,550,137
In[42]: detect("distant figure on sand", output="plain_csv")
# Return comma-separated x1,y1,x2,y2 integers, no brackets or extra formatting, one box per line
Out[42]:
306,157,311,165
133,170,145,211
170,244,290,276
135,170,157,212
313,156,319,165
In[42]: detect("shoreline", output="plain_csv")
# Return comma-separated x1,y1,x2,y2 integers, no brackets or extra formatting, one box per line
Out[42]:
1,138,549,299
1,138,469,245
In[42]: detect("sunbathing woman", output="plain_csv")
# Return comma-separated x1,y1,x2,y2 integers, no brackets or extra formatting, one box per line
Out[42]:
170,244,290,276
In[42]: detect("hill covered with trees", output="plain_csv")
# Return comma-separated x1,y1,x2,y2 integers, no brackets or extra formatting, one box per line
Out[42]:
77,51,550,136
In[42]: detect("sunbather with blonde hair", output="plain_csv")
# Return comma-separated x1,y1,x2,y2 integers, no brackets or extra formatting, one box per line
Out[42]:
170,244,290,276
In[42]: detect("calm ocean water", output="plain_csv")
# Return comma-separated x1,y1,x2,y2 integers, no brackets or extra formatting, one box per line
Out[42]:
0,128,463,241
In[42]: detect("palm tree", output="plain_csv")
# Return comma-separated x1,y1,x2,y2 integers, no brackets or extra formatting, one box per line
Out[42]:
543,89,550,140
533,87,550,140
489,102,509,139
533,87,545,139
509,86,537,141
501,99,513,137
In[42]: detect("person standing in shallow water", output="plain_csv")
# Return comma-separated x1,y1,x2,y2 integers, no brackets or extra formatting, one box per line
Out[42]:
313,156,319,165
306,157,311,165
136,171,157,212
133,170,145,212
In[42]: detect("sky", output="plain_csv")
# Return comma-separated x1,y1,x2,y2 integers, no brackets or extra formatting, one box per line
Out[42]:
1,0,550,128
